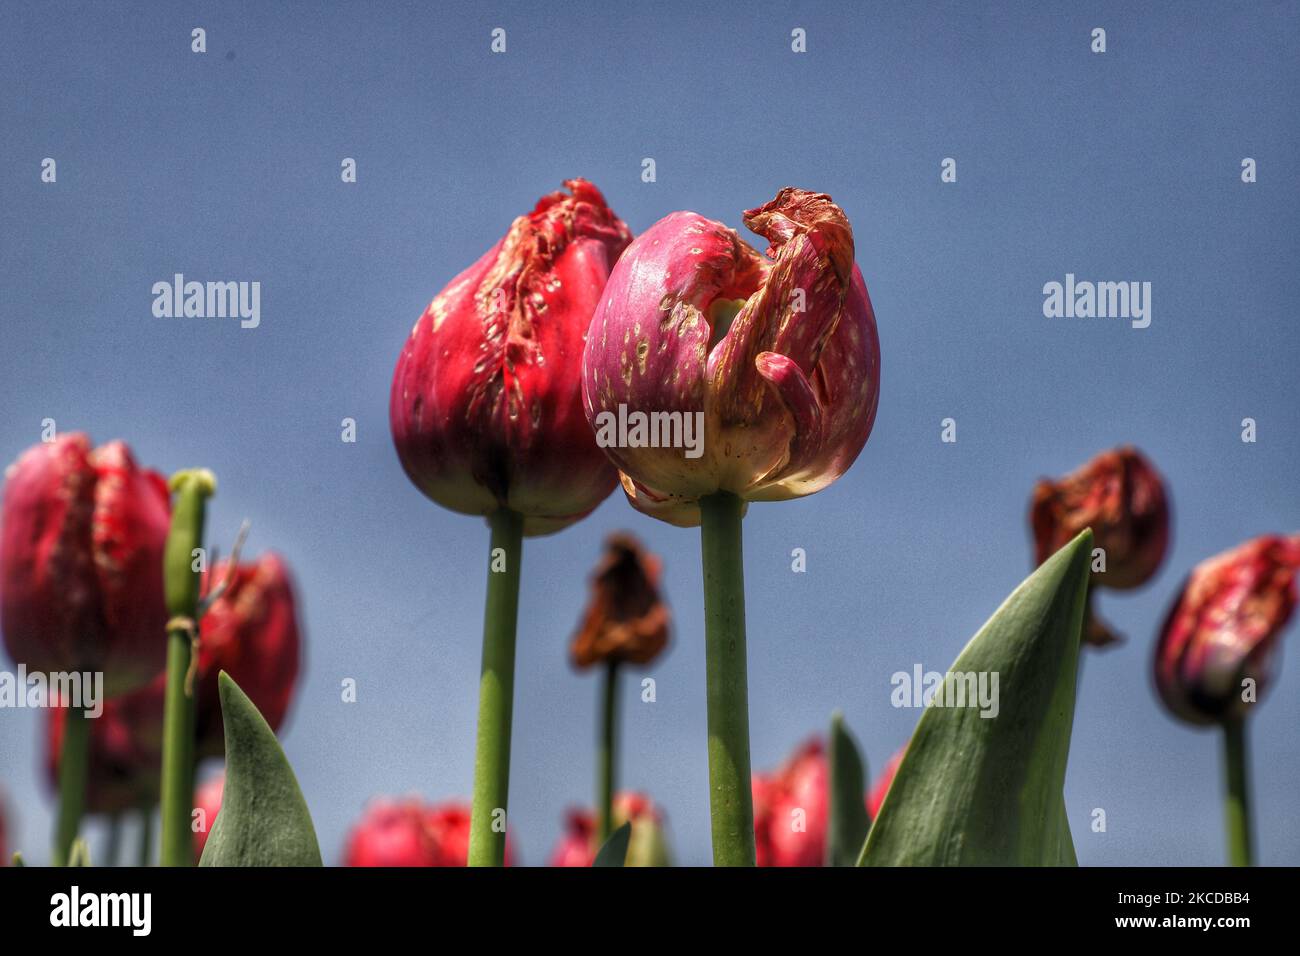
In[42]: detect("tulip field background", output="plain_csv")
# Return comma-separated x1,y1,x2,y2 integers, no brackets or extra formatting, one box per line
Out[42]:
3,0,1300,865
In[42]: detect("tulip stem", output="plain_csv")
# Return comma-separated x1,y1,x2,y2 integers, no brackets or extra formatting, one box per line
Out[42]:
699,490,756,866
468,508,524,867
159,470,215,867
597,662,620,843
52,704,90,866
1223,719,1253,866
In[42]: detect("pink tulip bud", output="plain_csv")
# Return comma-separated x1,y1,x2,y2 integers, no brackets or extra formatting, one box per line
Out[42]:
193,554,302,759
582,188,880,526
1155,534,1300,725
547,792,669,866
192,773,224,859
1,434,171,696
752,738,829,867
391,179,632,535
47,683,163,816
344,799,516,867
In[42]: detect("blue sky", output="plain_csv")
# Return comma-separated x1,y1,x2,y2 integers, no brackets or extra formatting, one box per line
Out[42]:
2,0,1298,865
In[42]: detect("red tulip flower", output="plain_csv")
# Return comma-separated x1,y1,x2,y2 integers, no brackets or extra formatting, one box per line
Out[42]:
1030,446,1170,646
547,792,670,866
47,684,164,816
1,434,170,697
752,739,829,867
548,809,597,867
193,553,302,758
344,799,515,867
1153,533,1300,866
582,187,880,526
192,773,224,859
1155,534,1300,726
391,178,631,535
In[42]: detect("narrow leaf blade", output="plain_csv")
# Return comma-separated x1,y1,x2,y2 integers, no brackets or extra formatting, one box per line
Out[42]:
199,671,323,867
827,711,869,867
861,530,1092,866
593,821,632,867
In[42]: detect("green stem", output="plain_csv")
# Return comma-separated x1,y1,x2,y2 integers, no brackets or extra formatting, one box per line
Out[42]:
159,470,214,867
138,803,154,867
699,491,755,866
467,508,524,867
597,662,620,843
52,704,90,866
1223,719,1253,866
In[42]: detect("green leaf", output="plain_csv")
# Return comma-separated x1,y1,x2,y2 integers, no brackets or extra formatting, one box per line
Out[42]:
593,821,632,867
199,672,323,867
827,711,869,867
859,529,1092,866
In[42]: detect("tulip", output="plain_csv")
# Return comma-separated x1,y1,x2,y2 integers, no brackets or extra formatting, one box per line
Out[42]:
866,747,905,821
191,773,224,860
390,179,630,866
583,188,880,864
344,799,515,867
192,553,302,759
1030,446,1169,646
1,434,170,865
547,792,671,867
1154,533,1300,865
752,739,829,867
1,434,171,694
47,685,163,819
569,533,670,841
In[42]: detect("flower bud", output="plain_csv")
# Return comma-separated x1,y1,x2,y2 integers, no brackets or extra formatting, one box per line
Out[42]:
344,798,516,867
547,792,670,866
1030,446,1170,645
570,533,670,669
192,773,224,860
582,188,880,526
1155,534,1300,725
1,435,171,696
391,179,631,535
47,683,163,816
193,553,302,759
752,738,829,867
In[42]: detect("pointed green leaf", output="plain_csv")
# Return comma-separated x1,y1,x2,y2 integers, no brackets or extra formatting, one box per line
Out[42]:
827,711,869,867
199,672,322,867
593,821,632,867
860,529,1092,866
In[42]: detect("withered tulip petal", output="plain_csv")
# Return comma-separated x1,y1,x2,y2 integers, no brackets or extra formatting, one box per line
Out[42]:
583,188,879,525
